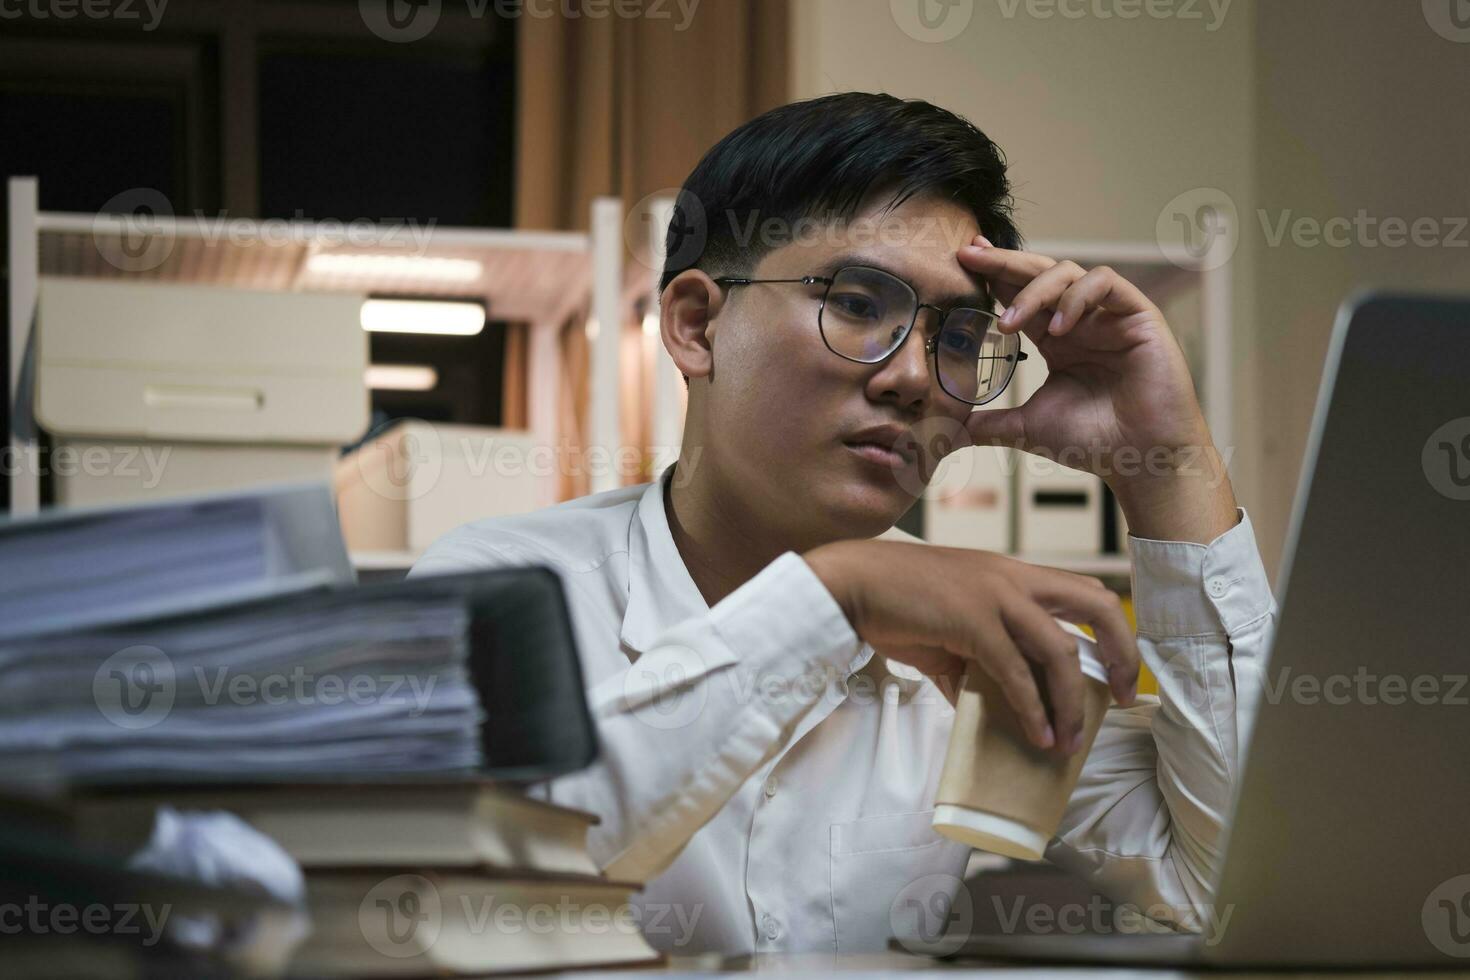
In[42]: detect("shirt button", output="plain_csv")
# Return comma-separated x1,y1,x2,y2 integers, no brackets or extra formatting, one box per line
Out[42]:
1207,577,1228,598
762,914,781,942
764,776,779,799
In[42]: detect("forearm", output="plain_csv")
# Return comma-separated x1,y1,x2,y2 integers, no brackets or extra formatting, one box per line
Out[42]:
1047,509,1277,933
1110,441,1239,545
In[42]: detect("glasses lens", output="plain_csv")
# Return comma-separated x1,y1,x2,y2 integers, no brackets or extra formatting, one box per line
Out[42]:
934,308,1018,405
820,267,918,363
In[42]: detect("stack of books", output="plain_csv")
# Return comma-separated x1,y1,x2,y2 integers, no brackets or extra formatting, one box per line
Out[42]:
66,782,662,975
0,483,649,975
0,790,297,980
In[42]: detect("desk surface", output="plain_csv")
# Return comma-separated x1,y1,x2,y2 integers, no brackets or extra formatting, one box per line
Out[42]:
565,952,1470,977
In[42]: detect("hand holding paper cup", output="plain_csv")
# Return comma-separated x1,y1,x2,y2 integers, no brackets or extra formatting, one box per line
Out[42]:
933,621,1113,861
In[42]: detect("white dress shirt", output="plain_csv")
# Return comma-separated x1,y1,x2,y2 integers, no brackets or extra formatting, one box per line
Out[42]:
409,465,1276,955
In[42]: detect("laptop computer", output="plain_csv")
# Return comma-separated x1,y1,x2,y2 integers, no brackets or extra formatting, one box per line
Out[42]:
936,292,1470,969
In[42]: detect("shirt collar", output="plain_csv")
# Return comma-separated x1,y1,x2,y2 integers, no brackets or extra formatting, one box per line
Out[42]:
619,466,710,656
616,467,926,697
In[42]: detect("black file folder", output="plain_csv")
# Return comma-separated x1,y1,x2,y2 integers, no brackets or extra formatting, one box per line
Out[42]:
395,565,599,782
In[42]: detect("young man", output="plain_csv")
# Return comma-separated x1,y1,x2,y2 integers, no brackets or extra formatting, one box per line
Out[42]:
411,92,1274,955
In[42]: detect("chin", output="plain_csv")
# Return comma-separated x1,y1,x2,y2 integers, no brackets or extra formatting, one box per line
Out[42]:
815,480,913,540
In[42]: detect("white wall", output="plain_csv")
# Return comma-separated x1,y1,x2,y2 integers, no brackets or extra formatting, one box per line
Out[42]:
791,0,1470,578
789,0,1263,560
1251,1,1470,575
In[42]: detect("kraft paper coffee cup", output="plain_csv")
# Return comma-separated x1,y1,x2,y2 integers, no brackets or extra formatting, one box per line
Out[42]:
932,621,1112,861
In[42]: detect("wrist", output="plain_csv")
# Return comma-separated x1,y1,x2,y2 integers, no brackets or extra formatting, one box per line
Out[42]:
803,541,861,626
1110,444,1239,544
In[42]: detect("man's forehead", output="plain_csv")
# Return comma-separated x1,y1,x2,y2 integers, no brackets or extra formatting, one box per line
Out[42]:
822,199,979,249
778,239,990,305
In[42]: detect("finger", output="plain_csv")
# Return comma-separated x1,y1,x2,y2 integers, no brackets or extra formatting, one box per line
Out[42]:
957,245,1061,312
1001,599,1089,754
998,260,1088,335
965,404,1029,451
1020,567,1141,706
1048,265,1155,337
968,613,1056,750
957,243,1059,292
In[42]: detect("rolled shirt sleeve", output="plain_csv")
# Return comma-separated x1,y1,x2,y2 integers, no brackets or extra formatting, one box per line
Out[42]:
1047,508,1277,936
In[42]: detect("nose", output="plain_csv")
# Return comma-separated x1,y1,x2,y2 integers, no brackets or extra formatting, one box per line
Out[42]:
865,308,938,413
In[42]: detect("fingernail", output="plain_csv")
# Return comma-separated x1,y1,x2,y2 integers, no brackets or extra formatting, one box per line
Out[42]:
1069,731,1086,754
1000,307,1017,326
976,236,993,247
1047,312,1063,335
1040,724,1055,748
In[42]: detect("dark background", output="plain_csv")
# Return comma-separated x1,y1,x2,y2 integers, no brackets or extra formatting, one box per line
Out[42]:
0,0,520,513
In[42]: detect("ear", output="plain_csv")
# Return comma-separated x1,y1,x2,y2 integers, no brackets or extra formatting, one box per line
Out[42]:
660,269,726,382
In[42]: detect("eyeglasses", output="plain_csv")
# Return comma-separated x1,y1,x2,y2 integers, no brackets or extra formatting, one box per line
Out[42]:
713,264,1026,406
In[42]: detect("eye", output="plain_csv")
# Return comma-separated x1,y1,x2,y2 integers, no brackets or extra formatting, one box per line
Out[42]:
938,328,981,356
829,291,881,321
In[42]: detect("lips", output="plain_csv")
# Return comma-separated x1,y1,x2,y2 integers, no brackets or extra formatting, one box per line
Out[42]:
843,424,917,467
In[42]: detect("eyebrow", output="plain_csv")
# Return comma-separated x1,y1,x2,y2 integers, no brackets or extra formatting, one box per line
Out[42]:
817,252,993,309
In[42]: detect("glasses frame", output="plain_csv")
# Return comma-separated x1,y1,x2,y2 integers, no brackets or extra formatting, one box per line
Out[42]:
713,264,1027,406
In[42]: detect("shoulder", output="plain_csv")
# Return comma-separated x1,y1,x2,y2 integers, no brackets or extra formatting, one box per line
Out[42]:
409,482,650,577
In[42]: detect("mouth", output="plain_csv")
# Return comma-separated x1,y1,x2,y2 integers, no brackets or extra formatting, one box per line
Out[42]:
844,442,911,468
842,425,917,469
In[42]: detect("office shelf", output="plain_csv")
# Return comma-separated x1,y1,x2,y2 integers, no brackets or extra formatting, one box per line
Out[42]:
7,177,629,515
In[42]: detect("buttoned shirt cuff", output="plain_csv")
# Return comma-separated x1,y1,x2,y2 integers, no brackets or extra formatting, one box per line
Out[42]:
708,551,870,678
1128,508,1274,637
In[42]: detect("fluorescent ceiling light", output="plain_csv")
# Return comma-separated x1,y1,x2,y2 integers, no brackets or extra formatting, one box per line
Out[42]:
308,253,483,283
365,364,439,391
361,299,485,336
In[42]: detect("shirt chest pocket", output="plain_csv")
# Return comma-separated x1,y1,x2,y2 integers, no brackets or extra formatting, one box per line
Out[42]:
828,809,972,954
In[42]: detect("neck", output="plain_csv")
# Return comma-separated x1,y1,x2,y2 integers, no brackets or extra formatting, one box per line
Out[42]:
665,458,807,607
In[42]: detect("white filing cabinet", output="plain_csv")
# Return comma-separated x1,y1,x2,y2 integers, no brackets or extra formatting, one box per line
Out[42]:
1012,332,1105,555
334,421,545,556
923,382,1017,553
33,277,368,506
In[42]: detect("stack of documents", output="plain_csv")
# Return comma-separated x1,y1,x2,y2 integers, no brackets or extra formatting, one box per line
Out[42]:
0,484,483,785
1,483,354,638
0,482,622,976
0,588,482,783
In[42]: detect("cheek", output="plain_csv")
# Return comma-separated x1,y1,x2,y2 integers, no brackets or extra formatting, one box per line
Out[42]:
712,316,849,448
721,310,842,394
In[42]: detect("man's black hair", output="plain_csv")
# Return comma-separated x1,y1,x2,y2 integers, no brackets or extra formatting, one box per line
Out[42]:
658,91,1022,295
